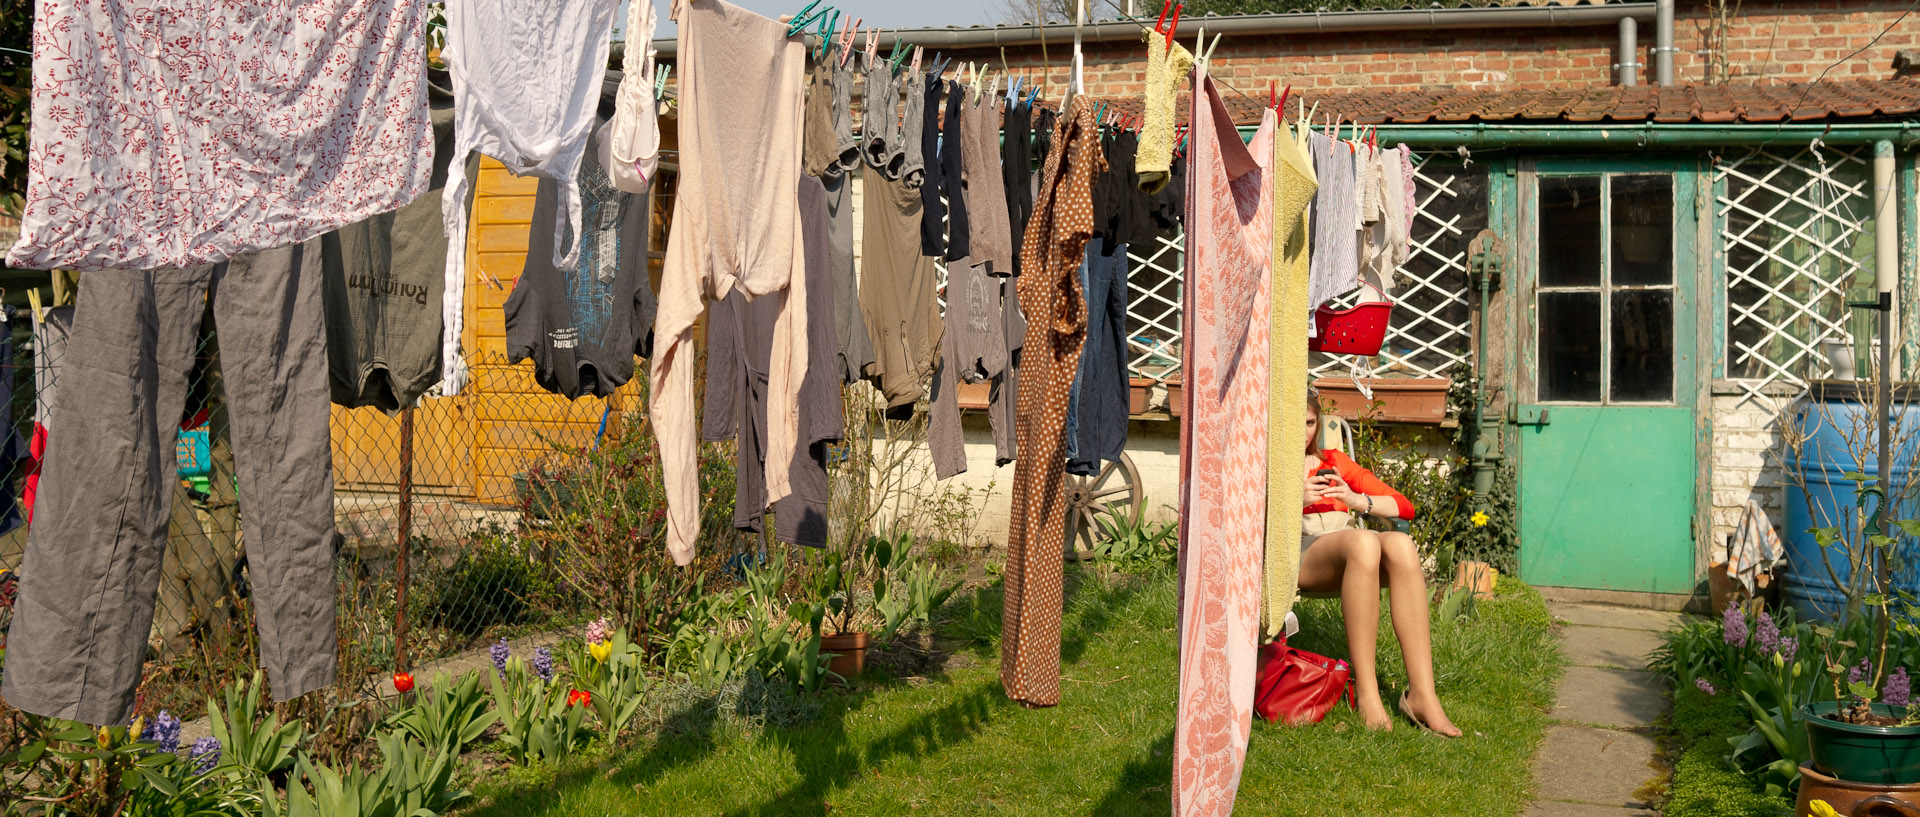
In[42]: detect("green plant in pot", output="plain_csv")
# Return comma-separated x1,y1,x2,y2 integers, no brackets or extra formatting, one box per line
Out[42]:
793,530,957,680
1798,485,1920,785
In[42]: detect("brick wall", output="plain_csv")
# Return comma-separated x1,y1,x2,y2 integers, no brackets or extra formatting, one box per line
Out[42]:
1708,392,1794,563
927,0,1911,97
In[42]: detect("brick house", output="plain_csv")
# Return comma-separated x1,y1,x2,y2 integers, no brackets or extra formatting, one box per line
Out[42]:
650,0,1918,607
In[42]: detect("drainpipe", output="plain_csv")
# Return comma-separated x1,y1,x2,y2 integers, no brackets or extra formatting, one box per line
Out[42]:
1654,0,1675,85
1874,140,1897,510
1617,17,1639,86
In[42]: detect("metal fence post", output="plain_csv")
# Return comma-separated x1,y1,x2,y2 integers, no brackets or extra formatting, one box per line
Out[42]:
394,405,414,673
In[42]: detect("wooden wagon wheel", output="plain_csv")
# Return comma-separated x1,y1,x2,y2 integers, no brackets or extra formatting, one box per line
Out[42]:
1063,453,1145,559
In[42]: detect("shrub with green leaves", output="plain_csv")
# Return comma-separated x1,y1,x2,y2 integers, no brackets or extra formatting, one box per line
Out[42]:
265,732,469,817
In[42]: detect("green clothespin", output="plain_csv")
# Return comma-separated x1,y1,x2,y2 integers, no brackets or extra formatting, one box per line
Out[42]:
654,65,671,100
785,0,824,37
815,9,839,60
888,37,908,74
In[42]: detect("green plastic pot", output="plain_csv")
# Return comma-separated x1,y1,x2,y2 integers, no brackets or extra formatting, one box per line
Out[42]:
1803,701,1920,785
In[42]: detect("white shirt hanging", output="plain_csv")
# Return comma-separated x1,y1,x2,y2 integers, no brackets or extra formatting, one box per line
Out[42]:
438,0,623,396
608,0,663,194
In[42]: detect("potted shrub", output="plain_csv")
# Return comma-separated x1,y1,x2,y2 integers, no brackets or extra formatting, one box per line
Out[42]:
794,529,958,679
1796,485,1920,785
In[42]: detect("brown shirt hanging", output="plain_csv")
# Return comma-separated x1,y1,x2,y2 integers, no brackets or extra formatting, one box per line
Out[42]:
1001,97,1104,708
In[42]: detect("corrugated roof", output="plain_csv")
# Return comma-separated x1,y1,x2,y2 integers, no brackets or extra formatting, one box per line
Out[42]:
1082,78,1920,125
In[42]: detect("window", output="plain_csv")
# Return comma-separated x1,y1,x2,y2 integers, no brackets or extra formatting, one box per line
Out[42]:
1536,173,1676,404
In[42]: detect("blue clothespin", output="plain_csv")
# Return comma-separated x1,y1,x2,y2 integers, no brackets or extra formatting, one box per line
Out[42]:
815,9,838,59
785,0,825,37
928,51,950,79
1024,80,1041,106
1007,75,1024,108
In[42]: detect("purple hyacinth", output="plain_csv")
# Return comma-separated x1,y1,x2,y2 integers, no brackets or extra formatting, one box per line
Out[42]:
1850,657,1873,686
1723,605,1749,647
1696,677,1717,696
1754,611,1780,654
1779,637,1798,663
532,646,554,682
490,638,511,677
585,617,611,645
187,736,221,774
1887,667,1913,708
139,710,180,754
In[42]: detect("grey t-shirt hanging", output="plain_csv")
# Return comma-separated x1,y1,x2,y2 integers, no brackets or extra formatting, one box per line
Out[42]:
504,120,658,399
320,70,462,413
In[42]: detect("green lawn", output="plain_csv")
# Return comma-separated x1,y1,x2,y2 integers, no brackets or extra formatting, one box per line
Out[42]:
462,564,1563,817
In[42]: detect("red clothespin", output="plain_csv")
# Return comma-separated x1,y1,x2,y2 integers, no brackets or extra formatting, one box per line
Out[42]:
1155,1,1184,49
1268,81,1277,110
1279,84,1292,114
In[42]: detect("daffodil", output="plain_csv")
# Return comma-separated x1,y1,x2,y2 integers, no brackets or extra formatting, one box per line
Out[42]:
1810,799,1841,817
1471,511,1490,527
589,640,612,663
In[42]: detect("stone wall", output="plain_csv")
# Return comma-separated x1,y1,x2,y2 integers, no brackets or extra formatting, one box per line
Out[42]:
1708,390,1795,563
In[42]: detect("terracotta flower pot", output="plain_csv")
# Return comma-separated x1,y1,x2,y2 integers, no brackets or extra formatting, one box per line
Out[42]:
1129,377,1154,415
1311,377,1451,424
821,632,870,678
1166,379,1183,417
1795,761,1920,816
1453,560,1498,599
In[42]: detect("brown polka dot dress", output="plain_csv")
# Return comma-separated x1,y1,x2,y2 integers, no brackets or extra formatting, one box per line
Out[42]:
1002,97,1105,708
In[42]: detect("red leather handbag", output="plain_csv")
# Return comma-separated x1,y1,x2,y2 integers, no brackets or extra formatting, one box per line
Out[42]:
1254,638,1356,725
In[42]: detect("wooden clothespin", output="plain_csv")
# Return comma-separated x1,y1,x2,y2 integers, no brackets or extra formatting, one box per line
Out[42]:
784,0,825,38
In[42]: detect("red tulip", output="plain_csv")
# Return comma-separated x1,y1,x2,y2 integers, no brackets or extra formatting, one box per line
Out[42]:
567,689,591,708
393,672,415,694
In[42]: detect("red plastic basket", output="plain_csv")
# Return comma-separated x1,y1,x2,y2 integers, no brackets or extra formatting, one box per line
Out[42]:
1309,281,1393,357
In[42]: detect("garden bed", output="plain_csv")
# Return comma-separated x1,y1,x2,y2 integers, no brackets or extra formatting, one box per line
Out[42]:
459,564,1563,816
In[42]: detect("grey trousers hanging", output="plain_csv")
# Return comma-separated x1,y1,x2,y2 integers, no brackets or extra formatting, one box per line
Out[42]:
3,244,338,725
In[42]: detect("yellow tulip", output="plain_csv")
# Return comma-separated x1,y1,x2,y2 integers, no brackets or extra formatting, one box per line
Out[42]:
590,640,612,663
1810,799,1840,817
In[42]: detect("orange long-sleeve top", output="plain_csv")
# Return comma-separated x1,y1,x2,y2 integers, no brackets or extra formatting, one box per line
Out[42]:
1301,449,1417,520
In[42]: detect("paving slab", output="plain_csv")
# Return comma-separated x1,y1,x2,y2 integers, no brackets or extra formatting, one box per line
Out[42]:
1532,724,1661,808
1548,602,1687,633
1524,801,1657,817
1559,624,1666,671
1551,665,1666,729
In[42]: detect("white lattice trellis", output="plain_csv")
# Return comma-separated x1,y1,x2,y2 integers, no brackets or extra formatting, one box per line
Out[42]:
1718,144,1875,406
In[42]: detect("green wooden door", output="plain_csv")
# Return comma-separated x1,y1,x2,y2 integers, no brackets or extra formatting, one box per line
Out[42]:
1515,162,1699,593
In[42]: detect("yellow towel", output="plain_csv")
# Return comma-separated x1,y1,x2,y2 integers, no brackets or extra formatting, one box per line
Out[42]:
1136,33,1194,195
1263,116,1319,638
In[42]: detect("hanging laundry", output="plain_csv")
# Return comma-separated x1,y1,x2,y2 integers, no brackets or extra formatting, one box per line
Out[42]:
804,63,841,179
1306,130,1361,328
1173,71,1277,817
919,74,955,257
862,55,908,179
1264,114,1319,638
1357,144,1397,294
1136,32,1196,195
928,254,1012,480
936,82,975,260
996,276,1026,467
20,306,73,524
898,70,929,189
860,171,943,410
702,177,842,546
821,171,875,384
1379,145,1413,272
1064,242,1130,477
961,90,1016,276
608,0,663,193
1002,97,1105,709
1149,155,1189,231
438,0,623,396
830,63,863,176
1097,131,1156,249
321,70,463,414
505,120,658,400
5,245,338,726
1002,97,1037,277
651,0,806,565
5,0,433,271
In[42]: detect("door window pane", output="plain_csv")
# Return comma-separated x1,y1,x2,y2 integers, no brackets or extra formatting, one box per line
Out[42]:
1611,289,1674,401
1540,291,1602,402
1611,175,1674,286
1539,176,1602,287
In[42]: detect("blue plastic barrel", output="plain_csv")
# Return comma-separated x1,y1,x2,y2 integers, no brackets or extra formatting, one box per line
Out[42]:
1782,387,1920,621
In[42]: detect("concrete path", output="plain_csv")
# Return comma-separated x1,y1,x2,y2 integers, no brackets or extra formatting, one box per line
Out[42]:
1523,601,1684,817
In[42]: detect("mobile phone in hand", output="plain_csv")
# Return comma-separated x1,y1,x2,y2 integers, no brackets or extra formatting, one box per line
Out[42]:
1314,468,1337,478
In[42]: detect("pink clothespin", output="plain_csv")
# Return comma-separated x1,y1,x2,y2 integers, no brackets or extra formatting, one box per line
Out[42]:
838,20,860,67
